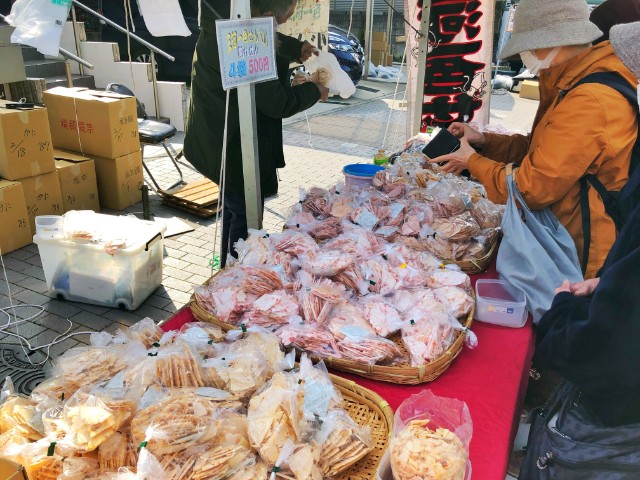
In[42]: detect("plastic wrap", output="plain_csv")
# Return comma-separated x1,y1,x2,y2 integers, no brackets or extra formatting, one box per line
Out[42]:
361,296,405,337
431,212,482,242
359,258,403,295
270,230,318,257
433,286,474,319
225,455,269,480
390,390,472,480
0,428,30,464
297,251,354,277
243,290,301,329
130,391,240,456
427,268,471,291
333,325,404,365
194,283,255,325
98,431,138,473
61,391,134,452
126,318,163,348
202,350,269,399
226,327,288,376
58,456,98,480
296,355,343,425
316,410,373,477
177,322,225,355
247,372,304,465
21,440,79,480
240,266,287,296
297,281,345,325
0,393,43,441
471,198,504,230
276,321,341,359
428,181,472,218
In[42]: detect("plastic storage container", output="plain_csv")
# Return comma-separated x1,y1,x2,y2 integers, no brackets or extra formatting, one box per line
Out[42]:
342,163,384,189
34,212,165,310
475,279,528,327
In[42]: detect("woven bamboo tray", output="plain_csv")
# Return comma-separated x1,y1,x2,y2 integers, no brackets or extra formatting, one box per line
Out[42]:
452,235,498,275
190,289,474,385
330,374,394,479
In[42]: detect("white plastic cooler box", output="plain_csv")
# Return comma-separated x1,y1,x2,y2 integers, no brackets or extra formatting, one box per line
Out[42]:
34,212,165,310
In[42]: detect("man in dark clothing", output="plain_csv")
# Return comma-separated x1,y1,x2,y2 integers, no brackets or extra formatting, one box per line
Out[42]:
534,201,640,427
183,0,328,267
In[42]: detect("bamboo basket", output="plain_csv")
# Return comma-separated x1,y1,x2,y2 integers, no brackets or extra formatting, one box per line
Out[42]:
330,374,394,479
190,287,474,385
452,236,498,275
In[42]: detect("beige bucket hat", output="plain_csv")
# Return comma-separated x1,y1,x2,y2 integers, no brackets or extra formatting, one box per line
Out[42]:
499,0,603,60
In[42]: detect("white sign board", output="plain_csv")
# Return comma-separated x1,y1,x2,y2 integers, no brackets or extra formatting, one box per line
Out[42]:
277,0,330,50
216,17,277,90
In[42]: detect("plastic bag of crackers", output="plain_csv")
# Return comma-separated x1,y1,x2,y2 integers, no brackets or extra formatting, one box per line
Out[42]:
378,390,473,480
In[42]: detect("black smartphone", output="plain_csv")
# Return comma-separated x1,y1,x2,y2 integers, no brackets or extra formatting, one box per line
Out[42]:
422,128,461,163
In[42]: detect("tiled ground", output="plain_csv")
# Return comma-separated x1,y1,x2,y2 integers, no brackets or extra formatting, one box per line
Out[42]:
0,84,537,363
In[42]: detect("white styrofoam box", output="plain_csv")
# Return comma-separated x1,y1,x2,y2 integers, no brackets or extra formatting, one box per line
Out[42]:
157,81,187,131
475,279,528,327
34,212,165,310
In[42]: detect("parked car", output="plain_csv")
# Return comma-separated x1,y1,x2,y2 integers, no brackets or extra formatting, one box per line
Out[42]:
100,2,364,86
327,24,365,84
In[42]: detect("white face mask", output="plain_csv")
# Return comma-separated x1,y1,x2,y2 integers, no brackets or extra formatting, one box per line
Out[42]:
520,47,561,75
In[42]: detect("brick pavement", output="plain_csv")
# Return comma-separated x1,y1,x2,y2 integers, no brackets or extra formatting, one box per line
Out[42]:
0,87,536,363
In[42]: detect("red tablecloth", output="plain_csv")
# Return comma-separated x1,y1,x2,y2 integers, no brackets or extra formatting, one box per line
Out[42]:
161,263,535,480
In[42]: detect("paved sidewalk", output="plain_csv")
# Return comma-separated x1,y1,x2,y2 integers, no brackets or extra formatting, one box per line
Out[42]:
0,85,536,364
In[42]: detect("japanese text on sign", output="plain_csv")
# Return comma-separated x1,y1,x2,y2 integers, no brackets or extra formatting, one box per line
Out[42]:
216,17,277,90
278,0,330,50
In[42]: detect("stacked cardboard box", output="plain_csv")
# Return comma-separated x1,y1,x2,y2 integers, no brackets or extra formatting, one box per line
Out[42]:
54,149,101,213
0,100,62,253
43,87,143,211
370,32,393,67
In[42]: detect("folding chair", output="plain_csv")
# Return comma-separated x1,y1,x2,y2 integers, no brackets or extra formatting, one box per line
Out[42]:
106,83,185,192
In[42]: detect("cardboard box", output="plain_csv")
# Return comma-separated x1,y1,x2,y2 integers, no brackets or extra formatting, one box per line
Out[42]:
0,458,28,480
0,180,33,254
370,50,386,66
19,171,64,233
519,80,540,100
43,87,140,159
372,32,387,42
54,149,100,213
371,40,387,51
93,150,143,210
0,100,55,181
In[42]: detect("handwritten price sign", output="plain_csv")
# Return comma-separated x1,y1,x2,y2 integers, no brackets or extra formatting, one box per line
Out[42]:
216,17,277,90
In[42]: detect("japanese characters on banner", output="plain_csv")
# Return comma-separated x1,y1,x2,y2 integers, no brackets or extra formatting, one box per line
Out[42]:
405,0,496,134
277,0,330,50
216,17,278,90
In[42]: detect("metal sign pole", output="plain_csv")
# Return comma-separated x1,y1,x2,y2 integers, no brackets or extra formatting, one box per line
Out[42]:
363,0,373,78
230,0,262,230
412,0,430,135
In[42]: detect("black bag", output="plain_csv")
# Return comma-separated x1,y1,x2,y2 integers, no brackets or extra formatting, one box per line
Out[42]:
557,72,640,273
520,382,640,479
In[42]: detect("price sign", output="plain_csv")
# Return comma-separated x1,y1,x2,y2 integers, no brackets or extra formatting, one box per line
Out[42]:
216,17,277,90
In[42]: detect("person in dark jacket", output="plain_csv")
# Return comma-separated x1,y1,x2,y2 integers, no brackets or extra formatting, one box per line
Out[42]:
183,0,328,267
534,200,640,427
590,0,640,43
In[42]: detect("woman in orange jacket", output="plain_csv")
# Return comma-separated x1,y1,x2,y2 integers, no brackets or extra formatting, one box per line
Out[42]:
432,0,638,279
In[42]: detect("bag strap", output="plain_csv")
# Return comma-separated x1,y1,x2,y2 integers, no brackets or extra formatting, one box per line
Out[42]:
560,72,639,273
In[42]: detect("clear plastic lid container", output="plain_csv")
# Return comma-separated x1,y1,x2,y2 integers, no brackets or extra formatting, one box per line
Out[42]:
475,279,528,328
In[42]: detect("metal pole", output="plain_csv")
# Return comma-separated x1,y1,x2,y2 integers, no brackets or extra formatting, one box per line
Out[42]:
59,46,94,69
363,0,373,78
412,0,430,135
386,2,392,57
70,5,84,76
150,51,160,119
72,0,175,62
231,0,262,230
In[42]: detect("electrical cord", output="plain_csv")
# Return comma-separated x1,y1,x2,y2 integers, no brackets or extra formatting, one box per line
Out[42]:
0,247,94,367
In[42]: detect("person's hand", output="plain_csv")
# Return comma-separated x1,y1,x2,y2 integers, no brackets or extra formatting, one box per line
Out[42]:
448,122,485,148
428,137,477,175
570,278,600,297
317,84,330,102
555,279,572,295
300,41,319,62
